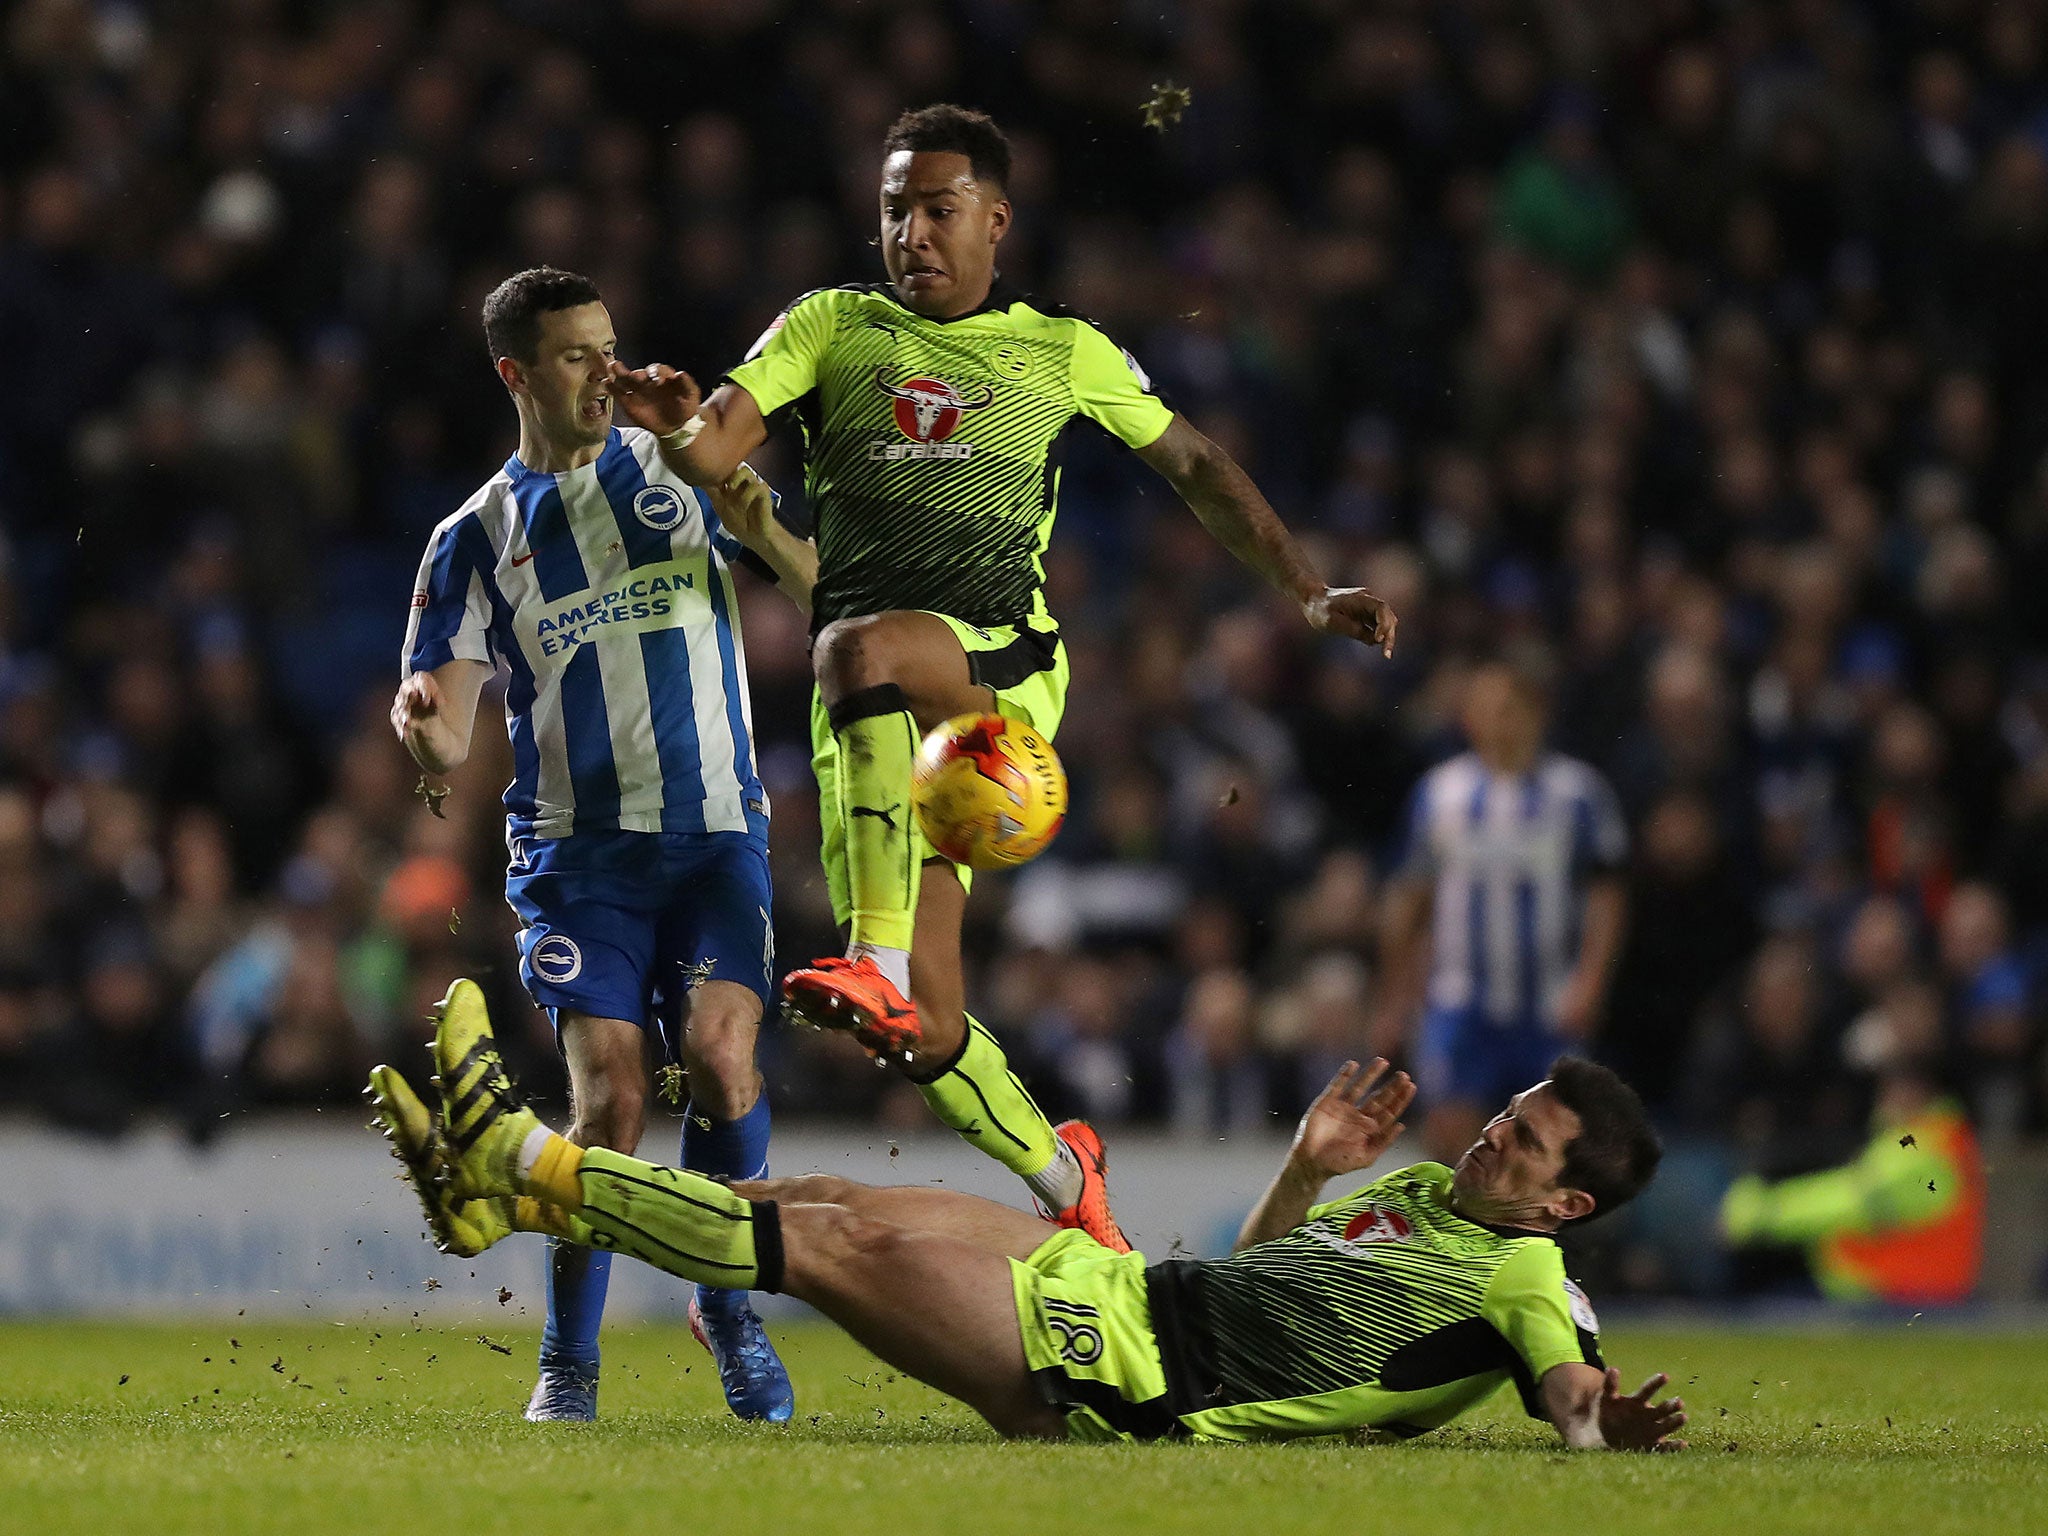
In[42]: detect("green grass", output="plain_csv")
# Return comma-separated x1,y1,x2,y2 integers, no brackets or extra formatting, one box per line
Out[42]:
1,1319,2042,1534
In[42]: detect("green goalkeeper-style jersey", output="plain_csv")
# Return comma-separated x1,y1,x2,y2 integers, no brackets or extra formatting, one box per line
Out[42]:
722,280,1175,629
1146,1162,1604,1441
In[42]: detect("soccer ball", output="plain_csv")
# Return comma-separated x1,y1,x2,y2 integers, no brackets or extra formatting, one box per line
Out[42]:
911,713,1067,870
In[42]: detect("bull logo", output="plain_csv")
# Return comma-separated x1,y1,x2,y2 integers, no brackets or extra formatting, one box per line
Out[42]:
873,366,994,443
1341,1204,1415,1245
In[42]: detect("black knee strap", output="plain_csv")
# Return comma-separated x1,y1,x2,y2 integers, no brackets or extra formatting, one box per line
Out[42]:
749,1200,786,1294
902,1026,971,1086
827,683,912,732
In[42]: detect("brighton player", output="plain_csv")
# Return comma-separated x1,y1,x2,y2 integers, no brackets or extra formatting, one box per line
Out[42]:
393,268,815,1423
1376,657,1630,1162
370,983,1682,1449
606,105,1399,1251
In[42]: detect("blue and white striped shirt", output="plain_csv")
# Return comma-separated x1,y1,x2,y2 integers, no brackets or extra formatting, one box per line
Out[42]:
1397,752,1627,1029
403,426,764,841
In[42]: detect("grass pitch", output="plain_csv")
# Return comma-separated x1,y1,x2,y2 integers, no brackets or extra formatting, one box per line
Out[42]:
1,1318,2041,1535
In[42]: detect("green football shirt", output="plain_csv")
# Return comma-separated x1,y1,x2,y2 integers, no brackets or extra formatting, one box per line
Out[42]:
1145,1162,1604,1442
723,280,1175,629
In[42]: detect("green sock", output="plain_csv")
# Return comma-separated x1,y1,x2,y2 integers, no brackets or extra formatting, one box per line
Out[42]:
831,684,921,951
572,1148,785,1292
915,1015,1063,1182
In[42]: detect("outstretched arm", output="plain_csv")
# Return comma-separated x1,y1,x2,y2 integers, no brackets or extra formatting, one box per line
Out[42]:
1540,1363,1687,1452
1234,1060,1415,1252
705,463,818,616
1136,416,1397,656
390,658,492,775
606,363,769,487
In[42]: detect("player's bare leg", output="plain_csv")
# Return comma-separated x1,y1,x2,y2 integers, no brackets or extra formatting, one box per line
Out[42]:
562,1015,649,1151
675,979,793,1423
816,610,994,726
777,1205,1066,1438
678,979,763,1120
526,1013,646,1422
732,1173,1057,1260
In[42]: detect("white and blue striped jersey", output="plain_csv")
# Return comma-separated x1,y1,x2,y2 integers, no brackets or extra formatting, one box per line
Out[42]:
1396,752,1627,1029
403,426,764,841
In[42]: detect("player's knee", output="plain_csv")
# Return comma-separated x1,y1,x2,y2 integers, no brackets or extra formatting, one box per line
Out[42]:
682,990,762,1120
814,615,891,695
568,1076,646,1153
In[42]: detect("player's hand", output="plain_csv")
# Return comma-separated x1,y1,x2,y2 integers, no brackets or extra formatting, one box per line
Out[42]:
607,359,704,437
391,671,442,743
1290,1058,1415,1181
706,462,777,547
392,671,464,775
1597,1369,1687,1452
1305,586,1397,658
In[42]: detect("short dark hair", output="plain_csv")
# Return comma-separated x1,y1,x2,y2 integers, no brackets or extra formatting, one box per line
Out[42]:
1547,1056,1662,1224
882,104,1011,190
481,267,603,364
1471,643,1557,708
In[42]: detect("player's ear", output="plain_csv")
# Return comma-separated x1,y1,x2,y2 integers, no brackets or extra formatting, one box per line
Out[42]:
1551,1187,1596,1225
496,354,525,396
988,195,1011,247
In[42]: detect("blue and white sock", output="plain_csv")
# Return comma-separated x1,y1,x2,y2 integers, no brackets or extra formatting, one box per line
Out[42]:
682,1095,772,1319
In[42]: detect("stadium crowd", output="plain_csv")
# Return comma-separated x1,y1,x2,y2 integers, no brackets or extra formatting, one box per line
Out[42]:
3,0,2047,1270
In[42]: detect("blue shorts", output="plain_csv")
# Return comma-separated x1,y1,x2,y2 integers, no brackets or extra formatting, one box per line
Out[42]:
505,828,774,1049
1415,1006,1574,1111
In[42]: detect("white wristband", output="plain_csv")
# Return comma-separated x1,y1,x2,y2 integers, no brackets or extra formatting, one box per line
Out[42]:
659,414,707,452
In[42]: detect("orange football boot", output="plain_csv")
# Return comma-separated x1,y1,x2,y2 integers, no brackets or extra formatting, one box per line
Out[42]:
780,955,923,1061
1042,1120,1132,1253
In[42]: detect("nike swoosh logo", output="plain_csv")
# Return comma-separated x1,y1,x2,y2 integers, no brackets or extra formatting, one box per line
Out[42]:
511,551,536,566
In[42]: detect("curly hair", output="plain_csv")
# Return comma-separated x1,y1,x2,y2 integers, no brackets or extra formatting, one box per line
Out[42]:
882,104,1012,190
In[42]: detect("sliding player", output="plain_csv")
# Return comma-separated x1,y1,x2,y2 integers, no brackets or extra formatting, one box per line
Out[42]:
369,984,1680,1449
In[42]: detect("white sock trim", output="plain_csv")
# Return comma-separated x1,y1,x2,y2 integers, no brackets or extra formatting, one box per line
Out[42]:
848,941,911,994
517,1125,554,1181
1023,1139,1083,1213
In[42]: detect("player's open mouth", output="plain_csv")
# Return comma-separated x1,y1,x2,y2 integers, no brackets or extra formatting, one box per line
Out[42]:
581,395,610,421
903,265,945,283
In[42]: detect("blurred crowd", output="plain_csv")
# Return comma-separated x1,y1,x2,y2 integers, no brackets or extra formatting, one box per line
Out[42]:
5,0,2048,1243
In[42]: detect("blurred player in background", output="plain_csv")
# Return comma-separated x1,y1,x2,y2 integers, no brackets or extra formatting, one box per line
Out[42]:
606,104,1398,1252
393,268,815,1423
372,984,1681,1449
1377,656,1629,1163
1720,1047,1984,1306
